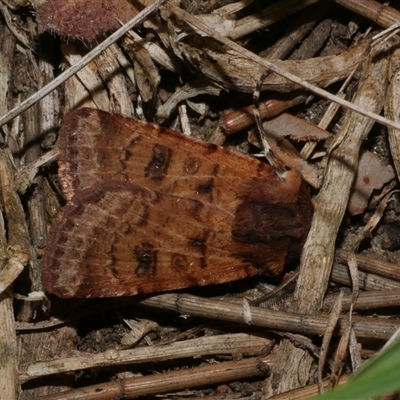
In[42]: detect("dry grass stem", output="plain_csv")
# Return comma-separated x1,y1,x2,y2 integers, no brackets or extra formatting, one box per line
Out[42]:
336,250,400,281
335,0,400,29
19,333,269,382
35,357,269,400
318,291,344,392
331,262,400,291
139,293,399,340
271,375,349,400
0,289,17,400
323,289,400,311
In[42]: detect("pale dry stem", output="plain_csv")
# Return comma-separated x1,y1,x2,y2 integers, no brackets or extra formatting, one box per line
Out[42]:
0,289,17,400
27,356,269,400
335,0,400,29
139,293,398,341
19,333,270,382
336,249,400,281
331,262,400,291
318,291,344,393
322,289,400,311
271,376,349,400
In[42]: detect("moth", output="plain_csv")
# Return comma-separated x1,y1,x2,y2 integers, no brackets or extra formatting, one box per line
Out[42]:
43,108,313,298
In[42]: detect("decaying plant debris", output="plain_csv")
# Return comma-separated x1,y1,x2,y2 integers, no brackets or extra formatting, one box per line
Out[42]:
3,0,400,399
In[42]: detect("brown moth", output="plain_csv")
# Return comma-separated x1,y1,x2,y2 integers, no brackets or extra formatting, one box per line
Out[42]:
43,108,313,298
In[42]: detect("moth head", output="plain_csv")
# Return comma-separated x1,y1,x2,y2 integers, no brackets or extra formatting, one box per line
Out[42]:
231,170,313,275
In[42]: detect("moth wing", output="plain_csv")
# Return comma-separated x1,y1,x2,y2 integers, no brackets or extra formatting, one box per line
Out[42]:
43,181,260,298
48,109,313,295
58,108,277,210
